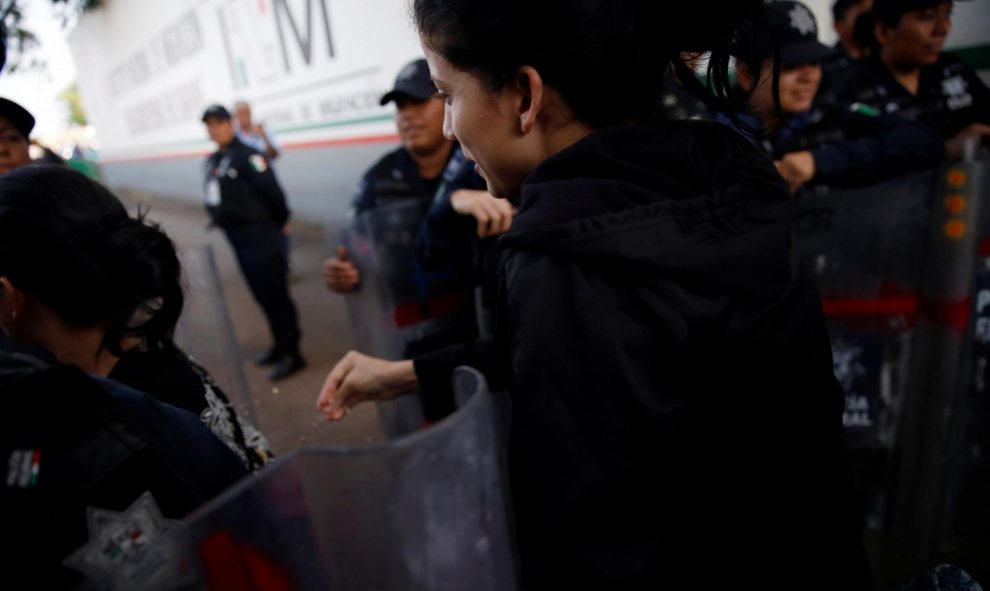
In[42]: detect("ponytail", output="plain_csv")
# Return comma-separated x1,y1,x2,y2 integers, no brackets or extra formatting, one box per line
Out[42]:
415,0,769,127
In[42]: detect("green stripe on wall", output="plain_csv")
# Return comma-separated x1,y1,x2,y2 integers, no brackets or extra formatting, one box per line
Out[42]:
946,43,990,72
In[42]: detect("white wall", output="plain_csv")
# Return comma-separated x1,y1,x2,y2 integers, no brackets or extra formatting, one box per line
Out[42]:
69,0,424,162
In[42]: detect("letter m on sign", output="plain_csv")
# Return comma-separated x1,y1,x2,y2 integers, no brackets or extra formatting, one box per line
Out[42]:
273,0,335,72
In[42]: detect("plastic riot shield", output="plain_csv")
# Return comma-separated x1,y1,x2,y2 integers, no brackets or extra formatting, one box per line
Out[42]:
341,201,479,438
173,244,257,426
793,170,938,532
880,153,990,586
128,367,518,591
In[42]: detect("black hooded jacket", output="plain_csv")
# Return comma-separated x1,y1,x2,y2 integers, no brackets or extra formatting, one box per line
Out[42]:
418,120,871,588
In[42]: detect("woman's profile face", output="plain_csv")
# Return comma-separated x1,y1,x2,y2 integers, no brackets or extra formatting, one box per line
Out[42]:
423,45,537,200
744,60,821,118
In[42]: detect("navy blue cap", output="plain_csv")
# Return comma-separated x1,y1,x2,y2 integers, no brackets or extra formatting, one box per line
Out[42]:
380,59,437,105
736,1,835,66
0,97,34,138
873,0,957,22
201,104,231,122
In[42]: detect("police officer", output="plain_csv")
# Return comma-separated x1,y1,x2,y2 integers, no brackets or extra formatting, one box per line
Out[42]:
202,104,304,380
830,0,990,159
322,59,510,356
820,0,873,95
721,0,945,193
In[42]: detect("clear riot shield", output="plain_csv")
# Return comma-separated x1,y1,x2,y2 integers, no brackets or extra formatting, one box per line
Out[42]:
341,201,479,438
882,153,990,585
795,154,990,586
173,244,257,426
129,367,518,591
793,170,938,528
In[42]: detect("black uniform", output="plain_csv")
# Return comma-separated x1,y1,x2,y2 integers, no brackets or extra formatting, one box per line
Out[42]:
717,101,946,188
831,54,990,140
0,352,247,588
204,137,300,359
415,120,873,589
347,143,491,359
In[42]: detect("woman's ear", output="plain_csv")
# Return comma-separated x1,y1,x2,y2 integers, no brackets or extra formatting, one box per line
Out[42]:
735,62,755,92
0,276,25,325
514,66,544,134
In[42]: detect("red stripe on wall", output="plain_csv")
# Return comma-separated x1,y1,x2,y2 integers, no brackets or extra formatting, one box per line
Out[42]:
99,133,401,165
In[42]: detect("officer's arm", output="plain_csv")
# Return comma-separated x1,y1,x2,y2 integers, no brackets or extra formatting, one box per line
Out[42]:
246,154,290,226
809,107,945,187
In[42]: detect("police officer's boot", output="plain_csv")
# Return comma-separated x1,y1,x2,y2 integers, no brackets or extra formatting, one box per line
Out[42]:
268,348,306,381
254,345,282,366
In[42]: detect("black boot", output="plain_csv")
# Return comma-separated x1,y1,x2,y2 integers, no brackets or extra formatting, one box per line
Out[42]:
254,346,282,366
268,351,306,381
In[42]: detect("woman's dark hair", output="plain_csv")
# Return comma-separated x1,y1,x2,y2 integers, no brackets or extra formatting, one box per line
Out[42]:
0,165,183,355
414,0,767,127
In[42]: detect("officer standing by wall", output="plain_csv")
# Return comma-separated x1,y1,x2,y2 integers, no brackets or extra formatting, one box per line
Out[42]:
201,104,305,380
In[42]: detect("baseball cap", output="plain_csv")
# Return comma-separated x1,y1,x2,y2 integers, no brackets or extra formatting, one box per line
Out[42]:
832,0,868,21
872,0,958,22
0,97,34,138
380,59,437,106
736,1,834,66
201,104,232,122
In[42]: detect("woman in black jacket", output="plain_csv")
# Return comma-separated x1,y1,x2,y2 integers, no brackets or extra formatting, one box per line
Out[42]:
317,1,873,587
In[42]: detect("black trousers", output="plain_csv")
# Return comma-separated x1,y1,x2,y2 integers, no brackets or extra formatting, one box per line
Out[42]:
224,222,300,354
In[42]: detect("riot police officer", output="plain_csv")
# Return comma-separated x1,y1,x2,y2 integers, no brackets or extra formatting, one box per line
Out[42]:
830,0,990,159
202,104,304,380
722,0,945,193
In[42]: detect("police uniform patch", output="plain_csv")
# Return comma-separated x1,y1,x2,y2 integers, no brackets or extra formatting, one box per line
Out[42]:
5,448,40,488
63,492,184,589
249,154,269,173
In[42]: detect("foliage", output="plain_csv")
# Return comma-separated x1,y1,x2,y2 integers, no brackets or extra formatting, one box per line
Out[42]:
1,0,103,73
58,82,86,126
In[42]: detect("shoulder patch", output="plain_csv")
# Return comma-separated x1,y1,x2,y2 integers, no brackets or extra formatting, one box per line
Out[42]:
249,154,269,173
848,102,880,117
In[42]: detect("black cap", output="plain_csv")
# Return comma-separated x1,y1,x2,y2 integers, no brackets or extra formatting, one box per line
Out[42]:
0,97,34,138
872,0,958,23
832,0,867,21
736,1,834,66
201,104,231,122
380,59,437,106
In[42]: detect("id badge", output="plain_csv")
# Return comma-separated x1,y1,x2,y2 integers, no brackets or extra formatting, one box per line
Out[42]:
205,179,221,206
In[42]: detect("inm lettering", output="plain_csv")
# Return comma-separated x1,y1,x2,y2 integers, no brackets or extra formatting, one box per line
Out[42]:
273,0,335,73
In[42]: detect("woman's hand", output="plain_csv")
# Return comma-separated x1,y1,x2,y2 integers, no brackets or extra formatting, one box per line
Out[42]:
451,189,516,237
316,351,419,421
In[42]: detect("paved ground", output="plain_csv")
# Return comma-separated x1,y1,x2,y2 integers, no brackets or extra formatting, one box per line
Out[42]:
117,188,385,455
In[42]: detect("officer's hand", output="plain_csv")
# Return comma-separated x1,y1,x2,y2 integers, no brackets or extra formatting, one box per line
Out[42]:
774,151,816,193
451,189,516,237
945,123,990,160
323,245,360,292
316,351,418,421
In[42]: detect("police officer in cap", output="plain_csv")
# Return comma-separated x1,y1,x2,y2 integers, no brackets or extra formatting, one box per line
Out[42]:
721,0,945,193
831,0,989,159
323,59,508,359
202,104,304,380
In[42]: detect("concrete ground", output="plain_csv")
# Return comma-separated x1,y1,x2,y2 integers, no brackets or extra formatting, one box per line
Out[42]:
117,188,385,454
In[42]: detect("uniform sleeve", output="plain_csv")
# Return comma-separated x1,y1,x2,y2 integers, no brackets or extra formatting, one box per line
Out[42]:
415,160,489,272
244,153,290,226
349,169,377,218
413,337,502,421
810,107,946,187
